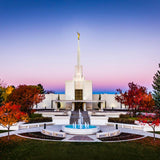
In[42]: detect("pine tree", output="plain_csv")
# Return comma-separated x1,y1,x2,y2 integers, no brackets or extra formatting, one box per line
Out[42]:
37,84,45,94
0,87,3,106
152,65,160,108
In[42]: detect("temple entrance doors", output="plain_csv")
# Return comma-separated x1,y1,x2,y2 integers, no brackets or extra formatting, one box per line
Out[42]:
75,102,83,111
75,89,83,111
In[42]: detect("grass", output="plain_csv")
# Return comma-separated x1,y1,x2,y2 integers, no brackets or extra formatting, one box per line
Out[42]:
0,135,160,160
149,131,160,134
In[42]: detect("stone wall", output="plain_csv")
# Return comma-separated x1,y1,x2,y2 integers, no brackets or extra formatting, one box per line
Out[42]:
34,93,126,110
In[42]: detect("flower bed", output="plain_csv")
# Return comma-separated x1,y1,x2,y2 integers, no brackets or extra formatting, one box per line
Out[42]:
20,132,64,140
28,117,52,123
99,132,143,141
108,117,135,124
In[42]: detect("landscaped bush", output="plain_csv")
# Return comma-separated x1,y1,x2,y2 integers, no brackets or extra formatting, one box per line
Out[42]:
29,113,42,118
119,114,130,119
28,117,52,123
108,118,135,124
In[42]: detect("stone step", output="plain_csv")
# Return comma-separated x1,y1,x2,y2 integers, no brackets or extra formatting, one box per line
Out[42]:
70,111,90,124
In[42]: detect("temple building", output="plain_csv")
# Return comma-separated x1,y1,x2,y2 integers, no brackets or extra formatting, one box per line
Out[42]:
35,33,125,111
65,32,94,111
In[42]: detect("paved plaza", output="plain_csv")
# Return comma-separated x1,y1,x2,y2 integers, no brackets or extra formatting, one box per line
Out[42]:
0,125,160,142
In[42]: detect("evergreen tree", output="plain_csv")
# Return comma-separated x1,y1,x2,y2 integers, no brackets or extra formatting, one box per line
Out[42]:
0,87,3,106
152,65,160,108
37,84,45,94
0,80,5,106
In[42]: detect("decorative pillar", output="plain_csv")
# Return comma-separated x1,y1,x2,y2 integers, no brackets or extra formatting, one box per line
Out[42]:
72,103,75,111
100,102,103,111
51,100,53,109
83,103,86,111
55,102,58,111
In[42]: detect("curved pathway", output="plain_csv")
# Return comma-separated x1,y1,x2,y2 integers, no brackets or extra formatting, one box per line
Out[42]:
0,125,160,142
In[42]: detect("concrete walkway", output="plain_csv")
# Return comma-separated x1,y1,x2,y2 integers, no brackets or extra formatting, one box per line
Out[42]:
0,125,160,142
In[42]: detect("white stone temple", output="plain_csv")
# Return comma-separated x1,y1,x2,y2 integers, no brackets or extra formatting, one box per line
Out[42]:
65,33,93,111
35,33,126,111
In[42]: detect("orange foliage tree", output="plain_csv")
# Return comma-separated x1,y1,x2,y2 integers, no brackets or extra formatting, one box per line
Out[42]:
138,112,160,142
7,85,45,116
115,82,154,116
0,85,14,106
0,103,28,140
138,93,158,142
139,92,155,111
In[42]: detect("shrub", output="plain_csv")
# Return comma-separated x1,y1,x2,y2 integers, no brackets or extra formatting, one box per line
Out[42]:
28,117,52,123
108,118,135,124
119,114,130,119
29,113,42,118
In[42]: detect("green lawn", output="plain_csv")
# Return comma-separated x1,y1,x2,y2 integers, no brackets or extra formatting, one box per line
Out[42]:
0,136,160,160
150,131,160,134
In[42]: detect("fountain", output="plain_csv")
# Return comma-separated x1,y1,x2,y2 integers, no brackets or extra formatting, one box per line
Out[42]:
62,110,100,135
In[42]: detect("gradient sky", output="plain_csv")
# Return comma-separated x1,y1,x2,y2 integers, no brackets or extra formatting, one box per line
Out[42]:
0,0,160,93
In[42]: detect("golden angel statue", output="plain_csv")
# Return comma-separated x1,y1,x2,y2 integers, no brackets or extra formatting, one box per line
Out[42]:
77,32,80,40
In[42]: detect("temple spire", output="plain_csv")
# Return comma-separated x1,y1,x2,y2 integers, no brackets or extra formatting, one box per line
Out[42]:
77,32,80,66
74,32,84,81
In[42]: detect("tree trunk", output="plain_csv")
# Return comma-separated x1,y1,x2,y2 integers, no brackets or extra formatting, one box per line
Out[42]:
153,126,156,142
8,126,10,141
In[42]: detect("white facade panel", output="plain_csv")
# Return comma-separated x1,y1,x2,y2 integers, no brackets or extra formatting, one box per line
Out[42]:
83,80,92,100
65,80,74,100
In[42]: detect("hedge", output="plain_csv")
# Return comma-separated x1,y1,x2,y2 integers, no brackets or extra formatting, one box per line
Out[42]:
29,113,42,118
119,114,130,119
108,118,135,124
28,117,52,123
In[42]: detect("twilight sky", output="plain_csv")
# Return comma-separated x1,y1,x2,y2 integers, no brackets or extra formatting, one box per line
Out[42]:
0,0,160,93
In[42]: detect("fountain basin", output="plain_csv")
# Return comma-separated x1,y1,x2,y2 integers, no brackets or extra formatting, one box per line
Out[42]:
62,125,100,135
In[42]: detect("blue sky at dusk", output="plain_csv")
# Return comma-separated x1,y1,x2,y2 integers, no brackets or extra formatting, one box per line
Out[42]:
0,0,160,94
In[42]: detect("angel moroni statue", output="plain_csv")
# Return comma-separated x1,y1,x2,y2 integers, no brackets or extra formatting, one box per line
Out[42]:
77,32,80,40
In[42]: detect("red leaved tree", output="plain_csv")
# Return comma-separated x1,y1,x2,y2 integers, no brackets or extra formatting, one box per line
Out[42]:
0,103,28,140
138,112,160,142
7,85,45,116
139,92,155,111
115,82,148,116
138,94,159,142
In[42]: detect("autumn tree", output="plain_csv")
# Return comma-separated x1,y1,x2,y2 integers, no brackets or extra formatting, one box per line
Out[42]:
137,92,158,142
139,92,155,111
0,85,14,106
0,103,28,140
138,105,159,142
115,82,152,117
7,85,45,116
2,86,14,102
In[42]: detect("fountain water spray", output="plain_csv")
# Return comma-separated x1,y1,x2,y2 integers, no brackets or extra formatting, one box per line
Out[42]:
63,109,100,134
73,109,89,129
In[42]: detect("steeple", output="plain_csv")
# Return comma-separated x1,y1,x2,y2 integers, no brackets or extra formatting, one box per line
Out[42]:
74,32,84,81
77,32,80,66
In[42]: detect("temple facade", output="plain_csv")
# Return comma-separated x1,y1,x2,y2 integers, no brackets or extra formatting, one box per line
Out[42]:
65,33,93,111
35,33,126,111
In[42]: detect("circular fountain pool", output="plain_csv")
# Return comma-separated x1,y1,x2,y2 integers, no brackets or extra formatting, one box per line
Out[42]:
62,124,100,135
